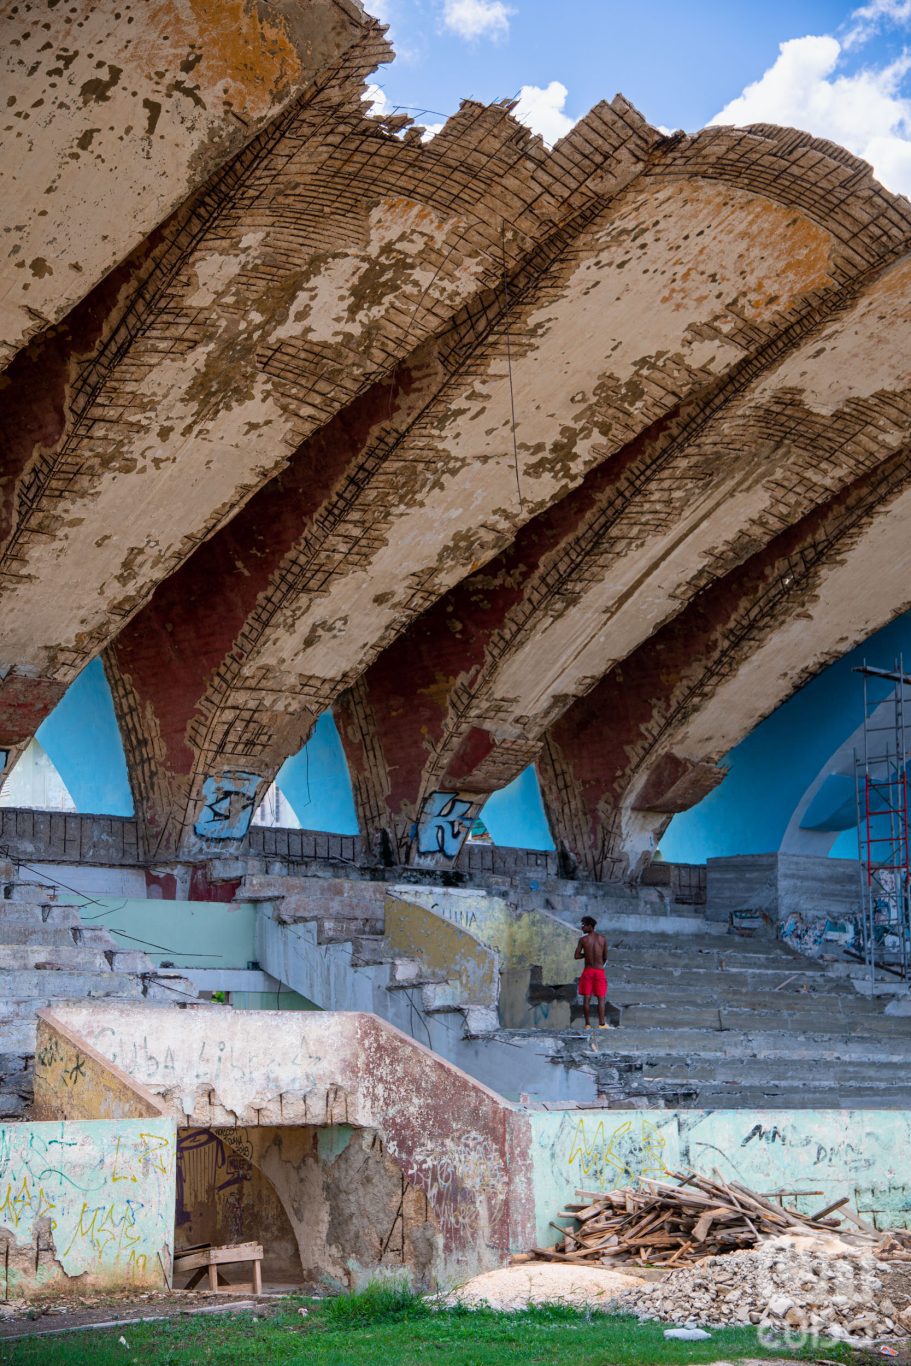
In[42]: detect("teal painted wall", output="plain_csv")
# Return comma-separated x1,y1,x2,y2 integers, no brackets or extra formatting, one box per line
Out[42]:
82,898,257,970
83,898,318,1010
0,1117,176,1294
530,1108,911,1242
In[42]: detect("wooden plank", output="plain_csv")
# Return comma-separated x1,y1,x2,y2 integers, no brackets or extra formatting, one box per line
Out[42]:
807,1196,849,1223
174,1242,263,1271
839,1206,878,1234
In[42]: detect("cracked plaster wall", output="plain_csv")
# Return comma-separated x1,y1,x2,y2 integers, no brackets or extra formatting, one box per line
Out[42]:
175,1124,443,1290
46,1003,536,1284
0,1117,176,1298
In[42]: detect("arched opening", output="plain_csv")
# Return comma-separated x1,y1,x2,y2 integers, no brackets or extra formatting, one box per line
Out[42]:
0,657,133,815
659,608,911,863
175,1123,442,1292
252,713,359,835
473,764,556,851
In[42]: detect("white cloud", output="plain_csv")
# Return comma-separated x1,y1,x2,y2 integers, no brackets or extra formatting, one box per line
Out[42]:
711,34,911,196
844,0,911,48
513,80,576,145
363,82,392,118
442,0,512,41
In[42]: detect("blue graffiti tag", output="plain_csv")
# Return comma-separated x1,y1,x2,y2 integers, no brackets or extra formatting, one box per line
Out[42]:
416,791,472,858
194,771,260,841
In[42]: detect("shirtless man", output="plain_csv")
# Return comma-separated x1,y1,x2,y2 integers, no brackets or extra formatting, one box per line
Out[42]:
575,916,609,1028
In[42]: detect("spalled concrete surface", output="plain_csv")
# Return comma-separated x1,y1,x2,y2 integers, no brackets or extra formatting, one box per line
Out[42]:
42,1003,538,1283
174,1121,444,1290
0,0,371,365
3,3,911,884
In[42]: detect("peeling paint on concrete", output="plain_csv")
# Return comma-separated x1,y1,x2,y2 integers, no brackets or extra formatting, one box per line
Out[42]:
0,0,371,364
44,1003,536,1282
0,1117,175,1296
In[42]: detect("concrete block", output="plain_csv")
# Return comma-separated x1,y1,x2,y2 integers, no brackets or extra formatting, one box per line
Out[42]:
4,882,60,904
0,925,76,947
462,1006,500,1034
0,945,111,972
421,980,461,1011
391,957,423,982
0,970,145,999
0,904,82,928
106,951,153,974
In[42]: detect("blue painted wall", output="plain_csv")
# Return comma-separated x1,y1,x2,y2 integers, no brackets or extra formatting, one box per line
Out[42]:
275,713,359,835
660,611,911,863
42,607,908,867
481,765,555,851
37,659,134,816
28,667,555,850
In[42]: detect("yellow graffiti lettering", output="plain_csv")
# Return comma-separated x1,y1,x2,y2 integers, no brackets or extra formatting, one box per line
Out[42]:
111,1135,136,1184
137,1132,170,1176
0,1178,56,1227
567,1117,669,1185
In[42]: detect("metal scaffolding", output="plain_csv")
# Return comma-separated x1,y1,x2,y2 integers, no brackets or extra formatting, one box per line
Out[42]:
853,659,911,984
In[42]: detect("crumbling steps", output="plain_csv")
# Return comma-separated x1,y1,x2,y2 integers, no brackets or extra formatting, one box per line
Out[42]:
0,871,199,1117
257,907,596,1104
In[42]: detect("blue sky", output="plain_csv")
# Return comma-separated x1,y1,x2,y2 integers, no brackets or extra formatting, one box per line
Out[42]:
367,0,911,193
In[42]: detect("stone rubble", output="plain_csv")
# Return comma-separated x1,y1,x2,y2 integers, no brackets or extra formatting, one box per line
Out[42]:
614,1236,911,1347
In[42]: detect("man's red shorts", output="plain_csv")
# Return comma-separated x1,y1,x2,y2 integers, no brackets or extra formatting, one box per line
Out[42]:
578,967,607,999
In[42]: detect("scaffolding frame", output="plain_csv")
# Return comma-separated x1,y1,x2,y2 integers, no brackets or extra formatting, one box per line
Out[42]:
853,658,911,985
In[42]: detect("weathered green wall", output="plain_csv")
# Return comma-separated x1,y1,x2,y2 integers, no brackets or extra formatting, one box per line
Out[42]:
81,898,257,969
391,884,578,1026
384,894,498,1004
0,1117,176,1296
530,1108,911,1241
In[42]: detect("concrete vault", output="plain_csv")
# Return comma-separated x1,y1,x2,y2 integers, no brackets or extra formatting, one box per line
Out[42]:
2,0,911,880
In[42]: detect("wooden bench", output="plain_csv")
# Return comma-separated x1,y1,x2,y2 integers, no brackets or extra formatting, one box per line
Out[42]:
174,1241,263,1294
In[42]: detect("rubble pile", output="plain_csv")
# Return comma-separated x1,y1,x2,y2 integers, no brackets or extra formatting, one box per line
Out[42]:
616,1239,911,1345
534,1170,870,1268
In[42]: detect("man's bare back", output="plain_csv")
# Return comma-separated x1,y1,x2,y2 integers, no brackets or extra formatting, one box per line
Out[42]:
575,931,607,969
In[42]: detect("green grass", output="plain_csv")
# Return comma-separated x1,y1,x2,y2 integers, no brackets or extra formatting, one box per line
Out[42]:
0,1283,860,1366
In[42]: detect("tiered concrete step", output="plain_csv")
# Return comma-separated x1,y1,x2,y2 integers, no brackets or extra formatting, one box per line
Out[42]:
0,871,199,1117
495,920,910,1107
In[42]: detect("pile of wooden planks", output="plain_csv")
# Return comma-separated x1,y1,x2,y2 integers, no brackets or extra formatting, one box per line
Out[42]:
532,1170,867,1268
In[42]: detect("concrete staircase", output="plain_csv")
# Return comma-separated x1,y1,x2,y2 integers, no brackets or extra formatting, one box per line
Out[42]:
254,890,599,1104
252,873,910,1109
0,863,199,1117
488,927,911,1108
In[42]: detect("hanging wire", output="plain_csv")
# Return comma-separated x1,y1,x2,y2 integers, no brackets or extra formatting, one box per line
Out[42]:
0,841,216,957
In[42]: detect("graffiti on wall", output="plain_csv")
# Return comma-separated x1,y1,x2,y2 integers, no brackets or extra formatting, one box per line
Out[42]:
415,792,472,858
176,1127,253,1228
780,912,857,956
396,1130,506,1241
0,1119,175,1294
566,1116,669,1187
534,1109,911,1244
194,771,260,841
